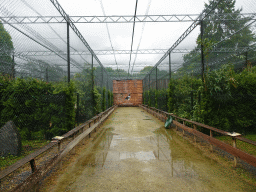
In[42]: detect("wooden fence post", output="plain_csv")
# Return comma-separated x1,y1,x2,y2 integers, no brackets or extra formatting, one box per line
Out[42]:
29,159,37,173
210,130,213,151
193,124,197,142
232,137,237,167
182,121,185,135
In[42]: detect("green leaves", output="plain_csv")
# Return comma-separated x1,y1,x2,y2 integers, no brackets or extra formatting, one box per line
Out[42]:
0,78,74,140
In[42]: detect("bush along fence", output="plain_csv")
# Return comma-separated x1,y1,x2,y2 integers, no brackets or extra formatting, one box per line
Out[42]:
140,104,256,171
0,75,114,142
0,105,117,192
143,65,256,135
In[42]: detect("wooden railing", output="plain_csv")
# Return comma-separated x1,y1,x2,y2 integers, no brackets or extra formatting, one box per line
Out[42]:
0,105,117,192
140,104,256,168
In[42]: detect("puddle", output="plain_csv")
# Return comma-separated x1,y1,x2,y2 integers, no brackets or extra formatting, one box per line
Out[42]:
46,107,256,192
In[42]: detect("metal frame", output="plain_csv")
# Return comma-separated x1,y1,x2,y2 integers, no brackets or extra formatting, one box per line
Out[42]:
1,13,255,24
1,47,253,57
144,0,222,80
50,0,110,78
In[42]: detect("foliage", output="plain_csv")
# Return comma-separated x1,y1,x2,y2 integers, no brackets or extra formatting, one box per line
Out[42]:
73,67,94,121
93,86,102,114
194,64,256,133
0,77,76,140
182,0,255,73
0,22,14,76
167,79,175,113
157,89,168,111
155,90,158,108
108,90,112,107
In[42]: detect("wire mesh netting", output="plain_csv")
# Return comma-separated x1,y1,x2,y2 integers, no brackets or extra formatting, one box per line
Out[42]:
0,0,255,160
142,0,256,134
0,0,113,143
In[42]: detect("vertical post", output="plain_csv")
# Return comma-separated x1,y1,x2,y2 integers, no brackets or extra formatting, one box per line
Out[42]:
58,141,61,153
193,124,197,142
76,93,79,125
175,118,178,130
200,20,204,83
232,137,237,167
191,91,193,110
156,67,158,90
12,54,15,79
67,16,70,83
245,51,248,68
210,130,213,151
182,120,185,135
29,159,37,173
92,54,94,90
46,67,49,82
169,52,171,80
101,67,104,88
149,74,151,90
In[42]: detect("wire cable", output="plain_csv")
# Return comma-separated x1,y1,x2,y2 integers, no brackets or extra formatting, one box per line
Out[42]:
131,0,152,75
99,0,120,78
127,0,139,78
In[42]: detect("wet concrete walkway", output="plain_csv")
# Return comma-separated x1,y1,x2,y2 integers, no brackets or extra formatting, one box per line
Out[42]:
46,107,256,192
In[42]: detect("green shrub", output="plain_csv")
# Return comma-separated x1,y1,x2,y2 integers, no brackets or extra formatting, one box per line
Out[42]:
93,86,102,114
0,78,76,140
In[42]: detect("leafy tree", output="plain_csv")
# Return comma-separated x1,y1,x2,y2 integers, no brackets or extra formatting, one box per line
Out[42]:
0,22,14,76
182,0,255,72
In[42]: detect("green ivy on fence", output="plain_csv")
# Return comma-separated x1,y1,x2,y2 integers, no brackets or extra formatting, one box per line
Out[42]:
144,65,256,134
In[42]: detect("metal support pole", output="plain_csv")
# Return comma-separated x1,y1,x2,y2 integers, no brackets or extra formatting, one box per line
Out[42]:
156,67,158,90
200,20,204,83
191,91,193,110
46,67,49,82
101,67,103,88
149,74,151,90
245,51,248,68
12,54,15,79
76,93,79,125
67,16,70,83
92,54,94,90
169,52,171,80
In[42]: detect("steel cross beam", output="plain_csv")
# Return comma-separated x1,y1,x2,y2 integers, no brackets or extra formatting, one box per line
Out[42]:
0,13,255,24
144,0,223,80
50,0,111,79
1,47,252,57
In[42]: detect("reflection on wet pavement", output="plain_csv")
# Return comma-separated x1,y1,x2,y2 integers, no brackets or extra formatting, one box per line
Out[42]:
51,107,256,192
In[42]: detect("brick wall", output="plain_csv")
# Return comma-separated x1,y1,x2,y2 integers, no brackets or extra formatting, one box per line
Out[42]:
113,80,143,106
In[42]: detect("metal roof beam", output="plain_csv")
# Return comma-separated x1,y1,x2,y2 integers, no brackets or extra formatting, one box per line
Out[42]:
1,13,255,24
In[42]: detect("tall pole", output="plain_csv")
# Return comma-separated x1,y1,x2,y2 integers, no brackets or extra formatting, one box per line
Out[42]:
200,20,204,83
102,67,104,88
46,67,48,82
245,51,248,68
149,74,151,90
92,54,94,90
156,67,158,90
67,16,70,83
12,54,15,79
169,52,171,80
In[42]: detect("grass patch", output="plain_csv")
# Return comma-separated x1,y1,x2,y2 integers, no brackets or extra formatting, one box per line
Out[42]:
216,134,256,156
0,139,50,171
